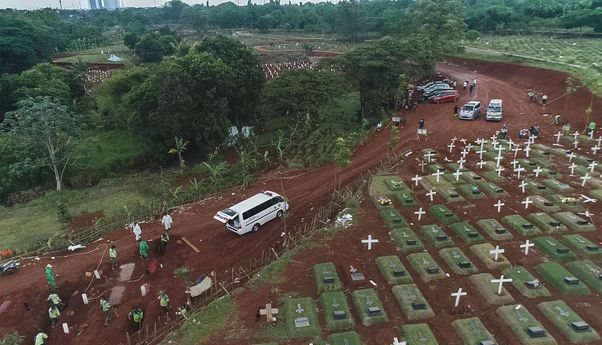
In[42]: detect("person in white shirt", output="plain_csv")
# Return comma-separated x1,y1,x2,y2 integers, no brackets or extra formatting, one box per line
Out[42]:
161,213,173,233
131,222,142,241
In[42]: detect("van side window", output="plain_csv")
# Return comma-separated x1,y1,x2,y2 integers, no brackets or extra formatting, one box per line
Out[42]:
242,199,276,220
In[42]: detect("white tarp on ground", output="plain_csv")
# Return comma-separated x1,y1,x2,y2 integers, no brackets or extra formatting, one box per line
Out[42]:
107,54,123,62
187,276,212,297
335,208,353,228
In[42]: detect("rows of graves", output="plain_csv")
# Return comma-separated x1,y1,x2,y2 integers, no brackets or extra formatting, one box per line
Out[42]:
255,133,602,345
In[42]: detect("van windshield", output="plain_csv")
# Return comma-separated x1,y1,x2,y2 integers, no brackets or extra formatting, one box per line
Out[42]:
489,106,501,112
463,105,475,111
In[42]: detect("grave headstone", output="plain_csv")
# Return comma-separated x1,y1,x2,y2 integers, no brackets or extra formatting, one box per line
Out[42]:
411,302,427,310
571,321,591,332
527,327,546,338
367,306,381,315
294,317,310,328
525,279,541,289
333,310,347,320
564,276,579,285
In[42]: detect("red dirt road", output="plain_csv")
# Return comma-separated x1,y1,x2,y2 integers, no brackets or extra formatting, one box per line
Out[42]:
0,57,600,344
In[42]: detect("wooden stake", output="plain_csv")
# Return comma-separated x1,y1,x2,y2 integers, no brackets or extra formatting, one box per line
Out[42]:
181,237,200,253
219,282,231,296
239,266,251,280
126,332,131,345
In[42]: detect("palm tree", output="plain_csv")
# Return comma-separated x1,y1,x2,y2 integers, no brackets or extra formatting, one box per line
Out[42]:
168,137,190,168
71,57,92,96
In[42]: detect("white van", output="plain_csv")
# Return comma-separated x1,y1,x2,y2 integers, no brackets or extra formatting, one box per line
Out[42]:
213,191,288,235
486,99,503,121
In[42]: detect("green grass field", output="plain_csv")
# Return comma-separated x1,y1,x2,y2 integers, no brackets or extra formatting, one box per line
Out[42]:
450,222,486,244
390,228,424,253
469,273,516,305
375,256,413,285
565,260,602,293
503,266,551,298
313,262,342,294
527,213,568,234
400,323,439,345
502,214,543,236
452,317,498,345
560,235,602,258
538,300,601,343
319,291,354,330
497,305,558,345
439,247,479,275
477,219,513,240
351,289,389,326
419,224,454,248
392,284,435,321
327,331,363,345
407,252,447,283
535,262,591,295
553,212,596,232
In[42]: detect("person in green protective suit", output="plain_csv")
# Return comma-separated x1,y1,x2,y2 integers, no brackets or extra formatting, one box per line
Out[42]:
35,330,48,345
45,264,56,289
128,307,144,329
138,239,149,260
48,305,60,327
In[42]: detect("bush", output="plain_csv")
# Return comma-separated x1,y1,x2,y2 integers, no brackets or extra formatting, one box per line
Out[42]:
466,30,480,41
56,201,72,224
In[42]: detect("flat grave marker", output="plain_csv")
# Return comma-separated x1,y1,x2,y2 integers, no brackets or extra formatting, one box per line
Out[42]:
535,262,591,295
503,266,551,298
392,284,435,320
565,260,602,293
477,219,513,240
407,252,447,282
420,224,454,248
375,256,413,285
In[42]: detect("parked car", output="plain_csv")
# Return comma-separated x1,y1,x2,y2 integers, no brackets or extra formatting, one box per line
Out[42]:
423,83,453,94
422,85,453,99
429,90,459,104
417,81,444,90
459,101,481,120
486,99,503,121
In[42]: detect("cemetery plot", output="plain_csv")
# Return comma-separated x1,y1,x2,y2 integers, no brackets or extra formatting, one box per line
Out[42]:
542,179,573,192
420,224,454,247
470,243,512,270
497,305,558,345
392,284,435,320
428,164,445,173
574,155,595,167
452,317,498,345
393,190,418,208
327,331,363,345
390,228,425,253
481,170,506,183
376,255,413,285
382,175,409,192
379,207,410,229
502,215,543,236
447,163,469,172
530,195,561,213
552,212,595,232
351,289,389,326
590,189,602,200
538,301,601,343
451,222,486,244
546,195,585,213
443,172,466,185
526,213,568,234
469,273,516,305
503,266,551,298
477,181,510,198
399,323,439,345
284,297,321,338
541,168,562,179
518,159,540,169
369,175,399,196
407,252,447,282
585,177,602,189
439,247,479,275
319,291,354,329
435,185,465,203
458,184,487,200
560,235,602,258
535,262,591,296
477,219,513,240
461,170,485,184
532,236,577,262
565,260,602,293
525,180,551,194
428,204,460,224
313,262,342,294
372,195,394,209
573,165,590,177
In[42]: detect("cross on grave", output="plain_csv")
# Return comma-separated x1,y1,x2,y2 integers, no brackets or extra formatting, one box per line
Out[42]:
490,134,498,141
451,288,467,307
545,239,557,247
296,303,304,314
259,303,279,322
555,305,570,317
589,161,598,172
496,145,505,156
590,130,595,139
415,207,426,221
521,240,534,255
451,136,458,143
554,132,562,143
419,160,428,172
524,145,531,157
491,275,513,295
448,142,456,153
412,175,423,186
515,309,529,323
592,146,601,155
581,173,591,187
476,138,484,145
461,149,469,158
392,337,406,345
458,158,466,169
569,163,577,175
453,169,463,182
519,180,527,193
496,166,505,177
460,138,467,145
476,149,486,160
508,140,515,150
567,152,576,162
495,155,503,168
533,166,543,177
580,194,597,203
349,265,357,273
433,169,444,183
361,235,379,250
515,165,526,179
510,159,519,169
477,160,486,169
490,245,505,261
494,200,505,213
522,197,533,209
426,190,436,202
466,143,474,151
424,151,435,162
512,146,522,157
331,298,339,308
573,131,580,140
579,210,594,219
597,136,602,147
417,331,429,343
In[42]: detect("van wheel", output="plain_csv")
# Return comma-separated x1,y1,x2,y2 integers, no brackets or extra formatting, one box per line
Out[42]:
276,210,284,218
252,223,260,232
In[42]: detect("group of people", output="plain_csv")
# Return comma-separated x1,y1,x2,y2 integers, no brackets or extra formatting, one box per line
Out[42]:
462,78,478,94
527,89,548,106
518,125,541,139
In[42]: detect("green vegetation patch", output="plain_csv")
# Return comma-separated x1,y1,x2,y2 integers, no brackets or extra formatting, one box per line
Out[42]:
469,273,516,305
503,266,551,299
530,195,561,213
442,172,466,185
379,207,410,229
420,224,454,247
546,195,585,213
407,252,446,283
560,235,602,258
538,300,601,344
313,262,342,294
393,190,418,208
566,260,602,293
428,204,460,224
552,212,595,232
439,247,479,275
526,213,568,233
73,129,150,172
470,243,511,271
477,219,513,240
461,171,485,184
502,214,542,236
447,163,469,172
392,284,434,321
390,228,424,253
351,289,389,326
535,262,591,296
452,317,498,345
284,297,321,338
450,222,486,244
400,323,439,345
319,291,354,330
525,180,551,194
481,171,506,183
370,175,399,196
542,179,573,192
540,168,563,179
497,305,558,345
457,184,487,200
477,181,510,198
327,331,363,345
435,185,465,203
383,176,409,192
428,164,445,173
533,236,577,262
375,255,413,285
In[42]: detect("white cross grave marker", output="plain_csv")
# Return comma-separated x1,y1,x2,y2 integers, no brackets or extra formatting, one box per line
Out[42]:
414,207,425,221
495,155,503,168
460,138,467,145
426,190,436,202
574,140,579,149
477,160,486,169
361,235,379,250
458,158,466,169
581,194,597,203
451,288,467,307
522,197,532,209
592,146,601,155
589,161,598,172
554,132,562,143
496,166,505,177
514,165,525,179
581,173,591,187
573,131,580,140
524,145,531,157
569,163,577,175
491,275,513,295
520,240,534,255
424,151,435,163
510,159,519,169
412,175,423,186
392,337,406,345
296,303,304,314
519,180,527,193
476,149,485,160
489,245,505,261
567,152,576,162
533,166,543,177
448,142,456,153
597,136,602,147
512,146,522,157
453,170,463,182
494,200,505,213
433,170,444,183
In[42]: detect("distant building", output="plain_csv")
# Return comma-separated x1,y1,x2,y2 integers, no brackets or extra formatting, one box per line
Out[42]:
103,0,121,10
89,0,98,9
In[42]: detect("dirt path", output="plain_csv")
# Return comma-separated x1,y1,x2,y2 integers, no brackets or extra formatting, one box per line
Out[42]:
0,58,600,344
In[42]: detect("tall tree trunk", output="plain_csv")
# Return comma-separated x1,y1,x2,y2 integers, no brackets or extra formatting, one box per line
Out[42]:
53,165,62,192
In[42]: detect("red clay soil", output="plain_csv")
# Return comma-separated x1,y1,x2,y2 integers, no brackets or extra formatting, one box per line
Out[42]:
0,58,600,345
69,211,105,233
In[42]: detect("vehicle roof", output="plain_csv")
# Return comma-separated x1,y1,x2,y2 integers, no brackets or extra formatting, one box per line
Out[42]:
489,99,503,104
228,191,281,213
465,101,480,105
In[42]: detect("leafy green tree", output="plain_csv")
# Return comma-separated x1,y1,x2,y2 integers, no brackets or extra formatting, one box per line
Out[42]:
168,137,190,168
332,137,352,191
2,97,81,192
0,15,54,75
123,32,139,50
95,67,150,127
135,34,166,62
